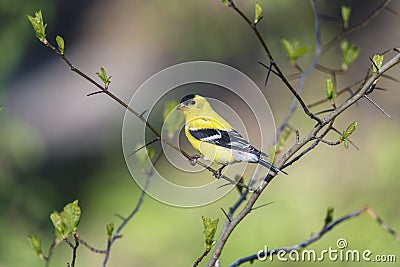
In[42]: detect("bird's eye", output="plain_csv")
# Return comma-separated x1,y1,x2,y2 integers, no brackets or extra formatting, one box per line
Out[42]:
190,100,196,105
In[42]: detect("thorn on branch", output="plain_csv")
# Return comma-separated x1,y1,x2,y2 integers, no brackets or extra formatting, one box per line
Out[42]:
369,57,381,74
221,208,232,223
139,109,149,118
381,74,400,83
87,90,105,97
216,182,237,190
315,108,335,116
364,95,392,118
114,214,125,221
127,137,160,157
384,6,400,16
251,202,273,211
258,61,281,86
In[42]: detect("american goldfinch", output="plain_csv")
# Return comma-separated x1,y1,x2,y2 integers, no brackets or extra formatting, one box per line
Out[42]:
177,94,286,176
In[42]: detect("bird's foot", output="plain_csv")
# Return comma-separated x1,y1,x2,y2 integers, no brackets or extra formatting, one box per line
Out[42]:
214,165,226,179
189,154,201,166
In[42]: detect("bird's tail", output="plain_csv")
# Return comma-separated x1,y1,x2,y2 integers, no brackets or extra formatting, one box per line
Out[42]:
259,157,288,175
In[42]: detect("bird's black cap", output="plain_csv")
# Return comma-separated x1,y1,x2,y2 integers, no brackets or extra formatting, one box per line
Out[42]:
180,94,195,103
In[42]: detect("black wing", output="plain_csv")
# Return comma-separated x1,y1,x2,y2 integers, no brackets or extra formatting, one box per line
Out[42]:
189,128,267,157
189,128,232,148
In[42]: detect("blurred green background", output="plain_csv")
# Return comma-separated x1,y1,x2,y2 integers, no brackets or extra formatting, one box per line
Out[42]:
1,0,400,266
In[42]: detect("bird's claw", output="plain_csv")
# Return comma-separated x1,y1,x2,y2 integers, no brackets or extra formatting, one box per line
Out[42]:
214,165,226,179
214,170,222,179
189,154,201,166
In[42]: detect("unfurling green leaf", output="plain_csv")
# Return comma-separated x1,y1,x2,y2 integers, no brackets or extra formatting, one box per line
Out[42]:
281,39,309,63
202,216,219,250
50,200,81,239
323,207,335,227
96,67,111,86
62,200,81,233
341,121,357,149
325,77,335,104
254,3,263,24
56,35,65,54
341,40,359,70
50,212,64,240
371,54,384,73
163,101,184,138
341,6,352,30
220,0,228,6
27,10,47,43
106,223,115,238
344,139,349,149
28,235,43,256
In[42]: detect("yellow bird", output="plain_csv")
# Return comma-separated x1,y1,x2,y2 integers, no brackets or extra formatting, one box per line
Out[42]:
177,94,286,176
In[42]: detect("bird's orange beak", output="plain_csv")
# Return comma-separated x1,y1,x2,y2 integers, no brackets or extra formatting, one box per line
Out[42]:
177,103,188,111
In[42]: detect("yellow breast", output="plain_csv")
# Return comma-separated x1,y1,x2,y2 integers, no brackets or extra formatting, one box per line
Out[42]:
184,116,234,165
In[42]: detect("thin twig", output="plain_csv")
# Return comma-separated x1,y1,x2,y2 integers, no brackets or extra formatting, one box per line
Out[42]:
63,233,79,267
274,0,322,143
331,126,359,150
365,207,400,241
307,84,356,108
101,167,152,267
211,51,400,265
78,238,106,254
71,233,79,267
323,0,392,52
42,40,245,189
193,248,211,267
227,0,320,124
281,121,333,170
229,206,400,266
228,207,364,266
102,152,164,266
207,2,400,264
44,240,58,267
312,136,341,146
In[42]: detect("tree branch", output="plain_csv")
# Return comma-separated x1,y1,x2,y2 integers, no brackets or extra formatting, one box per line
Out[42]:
41,41,245,188
323,0,392,52
275,0,323,142
227,0,320,124
207,37,400,267
228,206,399,266
101,157,153,267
